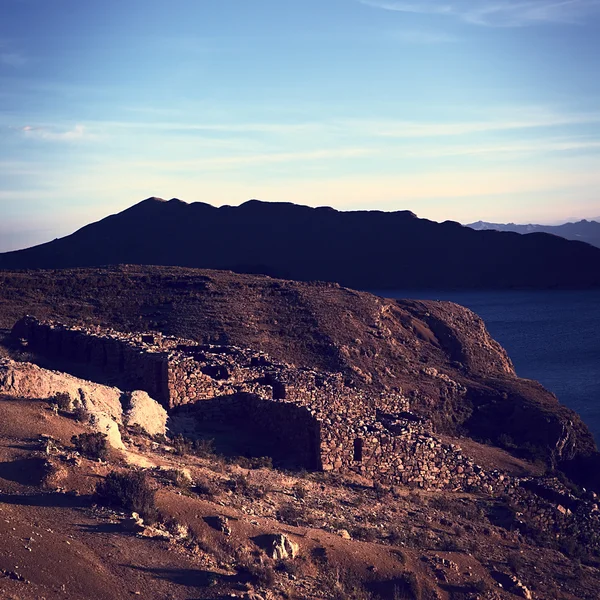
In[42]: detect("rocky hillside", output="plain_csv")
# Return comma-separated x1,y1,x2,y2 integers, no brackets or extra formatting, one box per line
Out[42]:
0,363,600,599
2,198,600,289
0,266,597,489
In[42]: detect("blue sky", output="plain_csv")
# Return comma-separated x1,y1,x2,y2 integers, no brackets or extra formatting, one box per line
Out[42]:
2,0,600,251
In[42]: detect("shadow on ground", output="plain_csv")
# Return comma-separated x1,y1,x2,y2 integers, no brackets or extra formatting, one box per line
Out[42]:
0,491,91,508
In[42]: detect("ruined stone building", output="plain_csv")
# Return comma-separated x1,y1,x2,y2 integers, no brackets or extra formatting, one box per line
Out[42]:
12,316,503,492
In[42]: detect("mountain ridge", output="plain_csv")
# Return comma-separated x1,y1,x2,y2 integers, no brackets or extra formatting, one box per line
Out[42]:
2,197,600,290
467,218,600,249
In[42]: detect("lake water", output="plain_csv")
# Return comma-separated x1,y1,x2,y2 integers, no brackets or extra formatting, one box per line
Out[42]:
382,291,600,444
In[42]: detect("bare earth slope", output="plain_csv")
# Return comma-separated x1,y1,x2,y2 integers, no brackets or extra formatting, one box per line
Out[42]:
1,198,600,288
0,266,597,488
2,392,599,600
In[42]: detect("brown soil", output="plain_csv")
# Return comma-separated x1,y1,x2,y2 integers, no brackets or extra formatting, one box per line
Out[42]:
0,394,598,599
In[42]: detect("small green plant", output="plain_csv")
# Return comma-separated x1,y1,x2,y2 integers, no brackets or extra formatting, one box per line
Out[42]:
96,470,157,520
71,432,109,460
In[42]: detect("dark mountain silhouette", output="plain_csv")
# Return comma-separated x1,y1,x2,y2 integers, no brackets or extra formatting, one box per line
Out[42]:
1,197,600,289
468,219,600,249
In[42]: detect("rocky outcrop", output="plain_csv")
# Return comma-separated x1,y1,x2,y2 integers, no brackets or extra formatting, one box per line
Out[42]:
124,391,168,436
0,359,163,451
0,358,123,422
260,534,299,560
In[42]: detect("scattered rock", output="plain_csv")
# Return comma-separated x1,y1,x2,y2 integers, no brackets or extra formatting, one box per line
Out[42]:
123,512,145,533
262,533,299,560
217,516,232,536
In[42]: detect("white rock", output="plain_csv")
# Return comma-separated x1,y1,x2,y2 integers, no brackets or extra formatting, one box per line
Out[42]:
264,533,299,560
0,359,124,449
88,412,125,450
124,390,168,436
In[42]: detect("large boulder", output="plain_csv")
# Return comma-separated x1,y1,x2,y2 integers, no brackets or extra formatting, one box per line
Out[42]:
124,390,168,436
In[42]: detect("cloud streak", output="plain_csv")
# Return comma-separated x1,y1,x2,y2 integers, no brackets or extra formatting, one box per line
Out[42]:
359,0,600,27
346,110,600,137
19,124,91,141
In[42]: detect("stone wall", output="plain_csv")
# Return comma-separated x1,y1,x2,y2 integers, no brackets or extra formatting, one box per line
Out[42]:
185,393,322,470
10,317,514,493
12,318,171,403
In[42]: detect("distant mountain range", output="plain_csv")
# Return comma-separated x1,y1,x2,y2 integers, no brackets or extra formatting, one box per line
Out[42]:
467,219,600,249
1,197,600,290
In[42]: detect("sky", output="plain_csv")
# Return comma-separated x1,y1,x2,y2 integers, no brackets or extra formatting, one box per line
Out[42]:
2,0,600,251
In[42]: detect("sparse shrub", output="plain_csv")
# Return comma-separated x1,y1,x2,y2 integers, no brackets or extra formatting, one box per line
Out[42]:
127,423,148,437
428,495,484,520
226,474,267,499
471,579,489,593
171,434,194,456
71,432,109,460
293,481,307,500
193,478,219,498
391,572,420,600
237,560,276,588
498,433,516,449
373,480,391,499
96,470,157,520
310,546,329,566
277,502,311,527
276,558,301,577
73,405,89,423
388,527,406,546
193,437,217,458
171,434,217,458
231,455,274,470
350,525,378,543
161,515,189,539
438,534,462,552
53,391,74,412
163,467,193,488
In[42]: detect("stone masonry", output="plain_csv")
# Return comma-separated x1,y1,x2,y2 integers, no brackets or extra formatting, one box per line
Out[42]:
12,316,510,492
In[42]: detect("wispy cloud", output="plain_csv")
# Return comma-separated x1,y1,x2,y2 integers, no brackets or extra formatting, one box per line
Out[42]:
346,110,600,137
359,0,600,27
123,148,376,172
18,124,91,141
408,138,600,158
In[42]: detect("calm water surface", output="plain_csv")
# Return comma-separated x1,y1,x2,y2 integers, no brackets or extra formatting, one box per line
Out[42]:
382,291,600,444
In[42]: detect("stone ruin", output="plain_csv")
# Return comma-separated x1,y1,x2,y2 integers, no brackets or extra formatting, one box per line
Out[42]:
11,316,506,492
